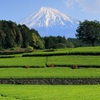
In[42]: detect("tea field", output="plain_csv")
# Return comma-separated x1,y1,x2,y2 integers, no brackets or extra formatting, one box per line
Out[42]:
0,68,100,78
0,46,100,100
0,55,100,68
0,85,100,100
22,46,100,56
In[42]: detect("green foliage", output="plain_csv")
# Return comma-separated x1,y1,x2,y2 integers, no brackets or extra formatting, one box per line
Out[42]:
55,43,66,49
0,68,100,78
31,32,45,49
0,85,100,100
0,46,100,68
67,38,85,47
43,36,67,49
47,55,100,67
22,46,100,57
18,24,33,48
0,48,33,54
76,20,100,46
44,49,55,52
0,55,100,68
0,20,44,50
0,57,46,67
66,41,74,48
27,46,34,51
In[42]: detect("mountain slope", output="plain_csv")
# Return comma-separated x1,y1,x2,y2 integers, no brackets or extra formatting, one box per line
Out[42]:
20,7,79,37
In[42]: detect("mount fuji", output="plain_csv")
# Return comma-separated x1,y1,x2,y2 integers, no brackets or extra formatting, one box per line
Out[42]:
20,7,79,38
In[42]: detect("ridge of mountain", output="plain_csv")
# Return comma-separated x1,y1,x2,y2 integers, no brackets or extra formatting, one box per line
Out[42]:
20,7,79,37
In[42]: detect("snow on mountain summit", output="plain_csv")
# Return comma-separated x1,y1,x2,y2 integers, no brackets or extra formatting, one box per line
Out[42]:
39,7,73,26
20,7,79,37
20,7,76,28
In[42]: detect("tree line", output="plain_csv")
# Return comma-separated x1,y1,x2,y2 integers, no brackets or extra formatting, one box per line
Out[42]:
0,20,76,50
0,20,44,50
76,20,100,46
0,20,100,50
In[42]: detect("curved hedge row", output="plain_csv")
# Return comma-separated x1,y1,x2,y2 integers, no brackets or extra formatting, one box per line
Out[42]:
22,52,100,57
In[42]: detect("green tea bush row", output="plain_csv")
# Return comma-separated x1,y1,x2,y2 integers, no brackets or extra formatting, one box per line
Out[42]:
22,51,100,57
0,65,45,68
43,49,55,52
69,52,100,55
0,64,99,68
22,52,68,57
0,55,15,58
47,64,100,68
0,85,100,99
0,48,33,55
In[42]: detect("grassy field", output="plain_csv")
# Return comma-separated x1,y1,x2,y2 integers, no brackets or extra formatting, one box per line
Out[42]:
0,55,100,68
0,47,100,100
30,46,100,53
47,55,100,67
0,68,100,78
0,46,100,68
0,85,100,100
23,46,100,56
0,57,46,67
70,46,100,52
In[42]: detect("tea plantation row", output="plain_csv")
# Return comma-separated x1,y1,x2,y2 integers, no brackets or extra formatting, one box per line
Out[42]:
0,85,100,100
0,56,100,68
22,46,100,57
0,68,100,78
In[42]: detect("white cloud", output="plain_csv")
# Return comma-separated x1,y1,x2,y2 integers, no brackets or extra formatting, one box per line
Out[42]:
63,0,100,13
63,0,75,8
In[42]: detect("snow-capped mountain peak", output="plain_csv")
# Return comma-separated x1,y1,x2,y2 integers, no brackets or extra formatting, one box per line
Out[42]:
20,7,79,37
20,7,76,28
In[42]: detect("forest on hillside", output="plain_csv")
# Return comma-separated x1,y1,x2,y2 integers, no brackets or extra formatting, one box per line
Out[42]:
0,20,44,50
0,20,100,51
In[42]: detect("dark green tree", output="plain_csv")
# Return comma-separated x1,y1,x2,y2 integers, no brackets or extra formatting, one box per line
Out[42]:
0,20,45,50
18,25,32,48
55,43,66,49
31,31,45,49
43,36,67,49
76,20,100,46
44,36,56,49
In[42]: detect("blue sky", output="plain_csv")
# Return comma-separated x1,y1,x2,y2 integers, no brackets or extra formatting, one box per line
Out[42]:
0,0,100,23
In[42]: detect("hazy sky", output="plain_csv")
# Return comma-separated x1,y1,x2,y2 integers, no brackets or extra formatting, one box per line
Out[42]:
0,0,100,23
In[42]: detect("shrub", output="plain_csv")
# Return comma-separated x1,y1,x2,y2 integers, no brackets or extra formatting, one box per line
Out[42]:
55,43,66,49
44,49,55,52
25,46,34,52
27,46,34,51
